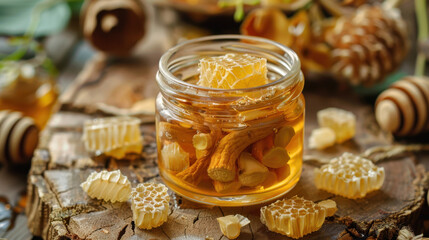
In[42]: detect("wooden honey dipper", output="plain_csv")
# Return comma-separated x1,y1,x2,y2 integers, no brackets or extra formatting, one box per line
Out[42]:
0,110,39,166
375,76,429,136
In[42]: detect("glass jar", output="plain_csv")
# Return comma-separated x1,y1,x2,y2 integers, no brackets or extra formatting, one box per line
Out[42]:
0,46,59,129
156,35,304,206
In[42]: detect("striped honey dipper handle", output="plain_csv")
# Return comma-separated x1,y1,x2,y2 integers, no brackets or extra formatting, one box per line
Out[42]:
0,110,39,166
375,76,429,136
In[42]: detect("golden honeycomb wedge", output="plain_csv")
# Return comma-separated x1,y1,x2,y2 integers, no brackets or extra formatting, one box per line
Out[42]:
197,53,269,89
309,127,336,150
314,152,385,199
82,116,143,158
80,170,131,203
131,183,170,230
260,196,327,239
317,108,356,143
216,214,250,239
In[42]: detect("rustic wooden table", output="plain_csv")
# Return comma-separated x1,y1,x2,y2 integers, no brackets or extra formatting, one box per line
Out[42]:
1,3,429,240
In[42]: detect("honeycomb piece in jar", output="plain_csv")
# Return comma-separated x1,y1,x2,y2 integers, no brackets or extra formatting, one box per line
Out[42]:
82,116,143,158
131,182,170,230
81,170,131,203
161,142,190,171
260,196,327,239
309,127,336,150
217,214,250,239
198,53,268,89
314,152,385,199
317,108,356,143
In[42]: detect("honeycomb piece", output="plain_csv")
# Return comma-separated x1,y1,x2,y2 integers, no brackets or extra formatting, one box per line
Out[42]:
317,108,356,143
81,170,131,203
83,116,143,158
260,196,327,239
161,142,190,171
197,53,268,89
309,127,336,150
317,200,337,217
217,214,250,239
314,152,385,199
131,183,170,230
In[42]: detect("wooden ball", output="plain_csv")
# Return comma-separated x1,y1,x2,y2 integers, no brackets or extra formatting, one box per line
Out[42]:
0,110,39,165
375,76,429,136
81,0,147,56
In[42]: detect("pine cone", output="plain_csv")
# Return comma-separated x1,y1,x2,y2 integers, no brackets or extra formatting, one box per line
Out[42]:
326,5,408,86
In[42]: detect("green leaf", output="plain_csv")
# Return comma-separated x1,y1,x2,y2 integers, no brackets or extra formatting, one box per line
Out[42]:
234,4,244,22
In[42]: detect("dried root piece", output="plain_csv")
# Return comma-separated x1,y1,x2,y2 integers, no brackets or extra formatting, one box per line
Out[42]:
217,214,250,239
262,171,278,188
158,121,197,159
260,196,327,239
317,108,356,143
208,126,274,182
309,127,336,150
131,183,170,230
176,154,210,186
176,126,222,185
81,170,131,203
213,180,241,194
161,142,190,172
314,152,385,199
83,116,143,158
238,152,268,187
261,147,290,168
251,134,274,161
274,126,295,148
193,133,213,150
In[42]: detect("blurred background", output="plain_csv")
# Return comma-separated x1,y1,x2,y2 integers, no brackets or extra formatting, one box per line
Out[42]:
0,0,427,239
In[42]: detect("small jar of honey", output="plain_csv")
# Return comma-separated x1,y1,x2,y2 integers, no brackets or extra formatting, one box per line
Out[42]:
156,35,304,206
0,44,58,129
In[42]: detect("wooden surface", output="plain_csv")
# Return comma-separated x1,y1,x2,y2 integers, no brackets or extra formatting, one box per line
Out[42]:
0,1,424,239
24,50,429,239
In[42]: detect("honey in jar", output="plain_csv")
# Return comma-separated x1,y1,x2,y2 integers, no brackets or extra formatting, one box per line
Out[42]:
156,35,304,206
0,53,58,129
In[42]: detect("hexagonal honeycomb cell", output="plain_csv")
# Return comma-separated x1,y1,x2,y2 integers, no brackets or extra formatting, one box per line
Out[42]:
317,108,356,143
81,170,131,203
260,196,326,239
83,116,143,158
131,183,170,230
314,152,385,199
197,53,269,89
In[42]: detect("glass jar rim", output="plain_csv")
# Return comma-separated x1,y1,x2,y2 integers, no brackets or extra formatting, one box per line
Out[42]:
158,34,301,94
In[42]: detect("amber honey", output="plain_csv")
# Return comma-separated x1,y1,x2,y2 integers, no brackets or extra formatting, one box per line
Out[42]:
0,64,58,128
156,35,304,206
